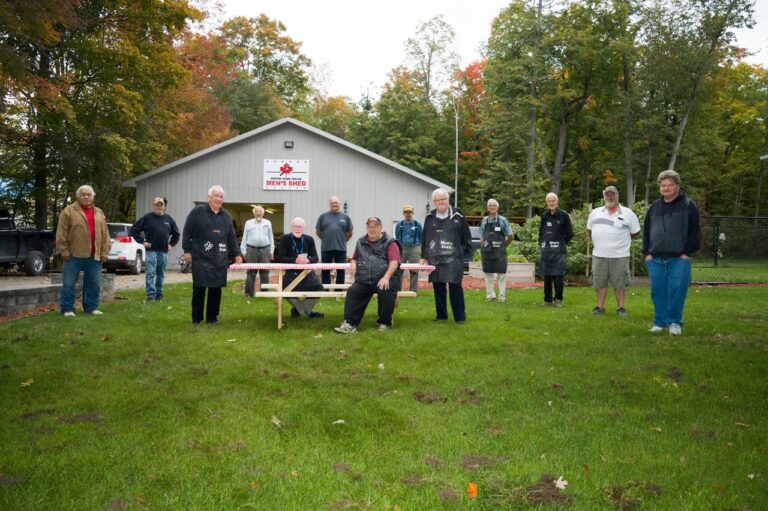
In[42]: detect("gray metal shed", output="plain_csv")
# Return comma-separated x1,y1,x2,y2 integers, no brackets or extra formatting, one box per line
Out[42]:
124,117,452,263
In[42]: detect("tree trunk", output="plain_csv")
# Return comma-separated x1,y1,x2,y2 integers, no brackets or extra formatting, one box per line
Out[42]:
525,0,543,218
551,100,569,195
622,51,635,205
644,138,654,203
32,51,52,229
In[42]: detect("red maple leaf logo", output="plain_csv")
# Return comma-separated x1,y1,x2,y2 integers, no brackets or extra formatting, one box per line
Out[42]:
279,163,293,176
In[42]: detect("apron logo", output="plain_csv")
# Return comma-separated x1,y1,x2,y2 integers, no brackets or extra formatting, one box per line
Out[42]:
204,241,213,251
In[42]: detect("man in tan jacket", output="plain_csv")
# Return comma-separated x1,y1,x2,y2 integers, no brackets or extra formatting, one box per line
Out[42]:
56,185,111,316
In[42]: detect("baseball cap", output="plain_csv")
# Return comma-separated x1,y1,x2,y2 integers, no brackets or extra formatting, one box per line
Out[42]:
365,217,382,226
153,197,165,205
603,186,618,195
403,205,414,213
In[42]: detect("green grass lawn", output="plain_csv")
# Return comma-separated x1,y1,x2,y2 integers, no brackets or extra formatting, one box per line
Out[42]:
1,282,767,510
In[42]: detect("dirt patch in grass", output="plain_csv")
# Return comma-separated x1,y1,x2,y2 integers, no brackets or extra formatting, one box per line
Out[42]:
331,462,353,473
57,412,106,425
665,367,685,381
20,408,56,420
526,474,572,506
105,498,128,511
414,391,447,404
329,499,358,510
460,387,482,405
402,474,425,486
459,455,507,471
0,473,25,486
437,486,460,501
28,426,55,435
689,427,716,440
605,481,662,509
423,456,443,468
486,425,504,435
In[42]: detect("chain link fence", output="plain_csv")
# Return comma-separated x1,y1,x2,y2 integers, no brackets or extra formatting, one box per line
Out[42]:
691,216,768,283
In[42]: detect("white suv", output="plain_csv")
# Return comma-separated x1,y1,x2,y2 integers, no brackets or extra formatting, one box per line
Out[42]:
106,223,145,274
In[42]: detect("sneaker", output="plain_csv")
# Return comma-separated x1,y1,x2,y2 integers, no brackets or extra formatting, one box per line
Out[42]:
616,307,628,317
89,310,104,316
553,299,563,308
485,296,496,302
290,307,301,318
63,311,76,317
591,307,606,315
146,297,155,302
307,311,324,319
155,295,164,301
334,321,357,334
649,325,665,333
541,301,555,307
498,296,506,302
669,323,682,335
378,323,390,331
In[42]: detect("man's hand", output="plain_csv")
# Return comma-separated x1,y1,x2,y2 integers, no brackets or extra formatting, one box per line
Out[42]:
184,253,192,263
349,260,356,277
419,258,427,265
377,277,390,290
143,242,152,248
645,255,652,261
234,255,243,264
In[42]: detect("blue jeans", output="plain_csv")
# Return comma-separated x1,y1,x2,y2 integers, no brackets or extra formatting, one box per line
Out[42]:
60,256,102,313
645,257,692,327
145,251,168,299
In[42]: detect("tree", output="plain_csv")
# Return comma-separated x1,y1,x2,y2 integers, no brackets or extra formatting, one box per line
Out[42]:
405,15,458,105
0,0,201,226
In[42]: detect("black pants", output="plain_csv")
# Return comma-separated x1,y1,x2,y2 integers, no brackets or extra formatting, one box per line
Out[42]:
344,278,400,327
543,275,564,302
432,281,465,322
192,286,222,323
321,250,347,284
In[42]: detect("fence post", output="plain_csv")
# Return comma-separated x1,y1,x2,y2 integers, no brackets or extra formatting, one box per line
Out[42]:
713,219,720,268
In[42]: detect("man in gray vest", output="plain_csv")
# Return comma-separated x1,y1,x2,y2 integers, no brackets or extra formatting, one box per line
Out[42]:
334,217,401,334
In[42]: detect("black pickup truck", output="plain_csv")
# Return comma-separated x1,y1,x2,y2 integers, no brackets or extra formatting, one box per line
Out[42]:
0,209,56,276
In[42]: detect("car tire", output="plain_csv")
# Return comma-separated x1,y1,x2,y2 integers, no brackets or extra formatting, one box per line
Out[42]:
23,251,47,276
130,252,142,275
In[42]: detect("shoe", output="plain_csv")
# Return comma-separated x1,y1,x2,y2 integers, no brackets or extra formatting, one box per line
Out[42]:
669,323,682,335
542,301,554,307
307,311,324,319
649,325,664,333
616,307,628,317
155,295,164,301
89,310,104,316
485,296,496,302
433,317,448,321
146,297,155,302
456,320,465,324
553,299,563,307
334,321,357,334
498,296,506,302
378,323,390,331
290,307,301,318
591,307,606,315
244,293,253,298
206,320,221,325
63,311,76,317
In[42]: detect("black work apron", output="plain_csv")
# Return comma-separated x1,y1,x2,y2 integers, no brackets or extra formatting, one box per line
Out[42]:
426,218,464,283
481,220,508,274
191,217,232,288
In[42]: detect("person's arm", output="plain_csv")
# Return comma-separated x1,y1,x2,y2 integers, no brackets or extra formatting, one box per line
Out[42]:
168,217,181,248
563,212,574,244
683,201,701,257
182,208,196,262
98,210,111,261
306,236,319,263
378,242,401,289
226,219,242,264
267,221,274,260
56,209,71,260
130,216,145,245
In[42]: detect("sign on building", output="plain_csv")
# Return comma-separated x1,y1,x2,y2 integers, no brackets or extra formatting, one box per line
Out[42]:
263,159,309,190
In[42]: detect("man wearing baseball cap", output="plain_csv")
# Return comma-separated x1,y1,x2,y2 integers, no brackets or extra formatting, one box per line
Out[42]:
335,216,402,333
131,196,180,302
395,204,423,294
586,186,641,316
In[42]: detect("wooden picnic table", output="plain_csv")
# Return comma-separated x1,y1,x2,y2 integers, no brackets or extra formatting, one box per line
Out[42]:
229,262,435,329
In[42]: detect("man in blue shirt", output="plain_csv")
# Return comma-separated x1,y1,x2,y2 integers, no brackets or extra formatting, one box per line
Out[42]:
131,197,180,302
395,204,422,293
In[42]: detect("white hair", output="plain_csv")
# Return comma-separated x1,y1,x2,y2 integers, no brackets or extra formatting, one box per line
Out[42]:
208,185,224,197
76,185,95,197
546,192,558,201
290,217,305,227
252,205,264,214
487,198,499,207
432,188,449,201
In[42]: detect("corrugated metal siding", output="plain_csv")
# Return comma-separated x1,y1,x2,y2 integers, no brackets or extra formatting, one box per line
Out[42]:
135,124,441,264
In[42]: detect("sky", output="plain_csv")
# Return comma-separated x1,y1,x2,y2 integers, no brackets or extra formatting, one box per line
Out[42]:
215,0,768,101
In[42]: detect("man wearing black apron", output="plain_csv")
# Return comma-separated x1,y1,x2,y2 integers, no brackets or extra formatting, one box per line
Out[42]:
538,192,573,307
182,185,242,324
480,198,514,302
421,188,471,323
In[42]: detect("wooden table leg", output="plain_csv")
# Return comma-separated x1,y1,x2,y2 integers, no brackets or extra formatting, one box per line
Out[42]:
277,270,284,330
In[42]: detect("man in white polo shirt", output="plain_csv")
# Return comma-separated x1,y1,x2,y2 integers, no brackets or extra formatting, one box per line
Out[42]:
587,186,641,316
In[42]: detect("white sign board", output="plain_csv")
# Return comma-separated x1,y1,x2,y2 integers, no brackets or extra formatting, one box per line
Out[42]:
263,159,309,190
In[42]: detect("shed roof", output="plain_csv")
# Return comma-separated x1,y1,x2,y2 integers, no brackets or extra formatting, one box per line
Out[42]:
123,117,452,191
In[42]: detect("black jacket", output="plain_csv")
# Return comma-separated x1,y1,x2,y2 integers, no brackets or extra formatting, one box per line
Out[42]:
131,212,180,252
643,191,701,258
421,207,471,284
182,204,240,288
